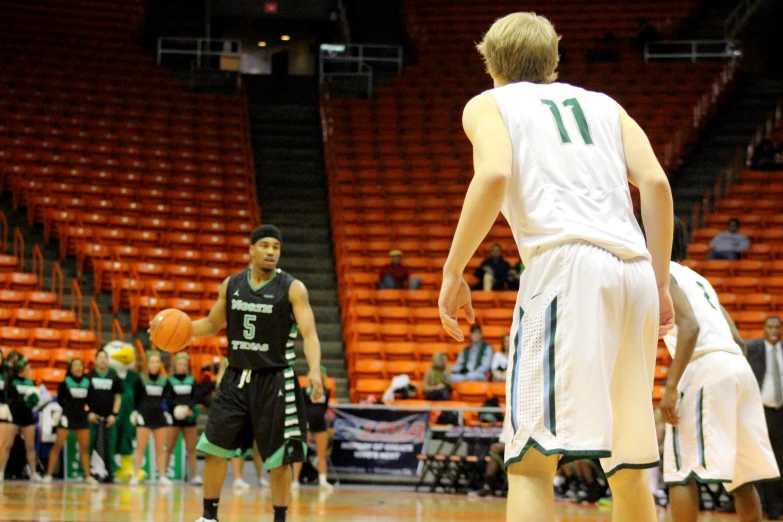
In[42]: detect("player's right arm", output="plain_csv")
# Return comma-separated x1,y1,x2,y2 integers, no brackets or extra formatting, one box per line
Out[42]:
617,103,674,337
191,277,228,338
660,276,700,426
720,305,747,355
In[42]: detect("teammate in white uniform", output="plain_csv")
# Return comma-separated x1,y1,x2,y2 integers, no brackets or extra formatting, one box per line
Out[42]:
661,217,779,522
437,13,675,522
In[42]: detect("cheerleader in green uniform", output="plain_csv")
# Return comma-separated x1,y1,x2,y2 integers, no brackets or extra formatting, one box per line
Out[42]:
43,359,95,483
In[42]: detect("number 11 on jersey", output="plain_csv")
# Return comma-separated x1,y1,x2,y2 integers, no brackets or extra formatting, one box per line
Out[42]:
541,98,593,145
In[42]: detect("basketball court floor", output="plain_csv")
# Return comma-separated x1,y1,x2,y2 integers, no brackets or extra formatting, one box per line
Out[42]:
0,482,751,521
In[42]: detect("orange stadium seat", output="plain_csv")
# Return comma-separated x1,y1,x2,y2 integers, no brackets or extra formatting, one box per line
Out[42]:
453,382,491,404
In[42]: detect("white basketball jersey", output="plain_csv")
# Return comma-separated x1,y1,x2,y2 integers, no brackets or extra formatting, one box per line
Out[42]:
664,262,743,359
488,82,649,265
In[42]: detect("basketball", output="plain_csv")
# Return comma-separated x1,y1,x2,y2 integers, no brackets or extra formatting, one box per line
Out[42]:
149,308,193,353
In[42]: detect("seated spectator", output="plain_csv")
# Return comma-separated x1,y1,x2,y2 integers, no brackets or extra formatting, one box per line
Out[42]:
508,260,525,291
378,249,421,289
631,17,659,51
422,352,452,401
707,218,750,260
752,139,778,170
586,32,619,63
451,325,493,382
475,244,511,291
492,335,509,382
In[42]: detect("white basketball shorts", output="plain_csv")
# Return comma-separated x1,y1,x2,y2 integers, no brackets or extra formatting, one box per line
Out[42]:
663,351,780,491
503,241,661,476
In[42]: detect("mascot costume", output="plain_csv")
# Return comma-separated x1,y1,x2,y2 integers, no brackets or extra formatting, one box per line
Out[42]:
101,341,139,482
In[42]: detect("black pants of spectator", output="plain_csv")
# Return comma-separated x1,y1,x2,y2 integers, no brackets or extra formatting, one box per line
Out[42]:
706,250,741,260
760,406,783,519
424,389,450,401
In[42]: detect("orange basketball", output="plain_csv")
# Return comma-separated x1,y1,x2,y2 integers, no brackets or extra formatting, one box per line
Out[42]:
149,308,193,353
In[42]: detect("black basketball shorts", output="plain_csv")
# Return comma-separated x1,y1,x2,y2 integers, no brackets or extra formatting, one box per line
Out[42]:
197,366,308,470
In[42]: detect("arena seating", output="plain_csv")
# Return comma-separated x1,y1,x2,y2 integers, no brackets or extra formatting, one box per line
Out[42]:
322,0,728,406
685,168,783,339
0,0,259,363
0,213,98,392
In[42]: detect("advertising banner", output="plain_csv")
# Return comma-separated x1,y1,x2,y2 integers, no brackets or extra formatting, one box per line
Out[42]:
331,408,429,476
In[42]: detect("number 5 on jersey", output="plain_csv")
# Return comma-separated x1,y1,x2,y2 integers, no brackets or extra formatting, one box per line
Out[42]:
541,98,593,145
243,315,256,339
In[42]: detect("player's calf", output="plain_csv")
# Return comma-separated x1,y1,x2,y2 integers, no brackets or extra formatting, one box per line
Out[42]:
733,483,762,522
607,468,657,522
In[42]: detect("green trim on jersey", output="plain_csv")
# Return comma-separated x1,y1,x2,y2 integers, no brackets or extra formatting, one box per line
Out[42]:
196,433,236,459
264,439,307,470
247,270,278,292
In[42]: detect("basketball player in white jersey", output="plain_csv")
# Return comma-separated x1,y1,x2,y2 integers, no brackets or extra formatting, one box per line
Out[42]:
438,12,675,522
661,217,779,522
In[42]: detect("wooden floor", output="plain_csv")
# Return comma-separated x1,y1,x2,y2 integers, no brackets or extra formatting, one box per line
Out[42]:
0,482,752,521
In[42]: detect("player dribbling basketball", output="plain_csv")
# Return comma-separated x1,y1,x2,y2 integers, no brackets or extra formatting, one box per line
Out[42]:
165,225,323,522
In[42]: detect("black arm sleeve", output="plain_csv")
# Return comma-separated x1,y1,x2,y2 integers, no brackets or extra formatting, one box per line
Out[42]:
57,381,69,409
134,379,144,410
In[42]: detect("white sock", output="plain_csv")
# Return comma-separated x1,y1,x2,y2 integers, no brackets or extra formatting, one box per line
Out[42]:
647,466,663,492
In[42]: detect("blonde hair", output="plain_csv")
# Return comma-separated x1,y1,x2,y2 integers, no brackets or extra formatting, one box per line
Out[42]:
476,12,560,84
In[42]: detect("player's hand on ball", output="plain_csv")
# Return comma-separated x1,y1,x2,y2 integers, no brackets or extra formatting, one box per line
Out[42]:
307,370,324,402
438,273,475,342
659,386,679,426
657,286,675,338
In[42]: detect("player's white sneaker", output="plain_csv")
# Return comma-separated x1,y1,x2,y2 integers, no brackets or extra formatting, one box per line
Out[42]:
191,475,203,485
42,475,53,483
232,478,250,489
86,476,99,485
319,480,334,491
30,473,43,482
258,476,269,487
194,518,218,522
129,476,139,485
159,476,173,486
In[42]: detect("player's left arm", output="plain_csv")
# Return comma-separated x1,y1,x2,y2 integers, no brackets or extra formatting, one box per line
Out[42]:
290,280,323,401
720,305,746,355
440,93,512,341
660,276,700,426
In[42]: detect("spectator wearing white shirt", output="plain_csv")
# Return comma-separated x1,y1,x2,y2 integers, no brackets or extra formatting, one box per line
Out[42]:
451,325,494,382
707,218,750,260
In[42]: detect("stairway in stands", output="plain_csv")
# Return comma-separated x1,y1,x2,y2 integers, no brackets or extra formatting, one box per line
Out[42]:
0,196,115,342
672,74,783,216
245,77,347,398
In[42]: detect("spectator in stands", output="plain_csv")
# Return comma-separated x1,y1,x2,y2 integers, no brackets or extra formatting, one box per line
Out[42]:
753,139,778,170
423,352,452,401
378,249,421,290
475,244,512,291
747,315,783,519
508,260,525,291
632,17,660,51
469,437,506,498
451,325,494,382
492,335,510,382
586,32,620,63
707,218,750,260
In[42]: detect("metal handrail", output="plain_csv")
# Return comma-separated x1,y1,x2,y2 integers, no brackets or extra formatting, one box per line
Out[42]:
319,43,403,97
644,40,741,62
157,37,241,68
725,0,763,39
